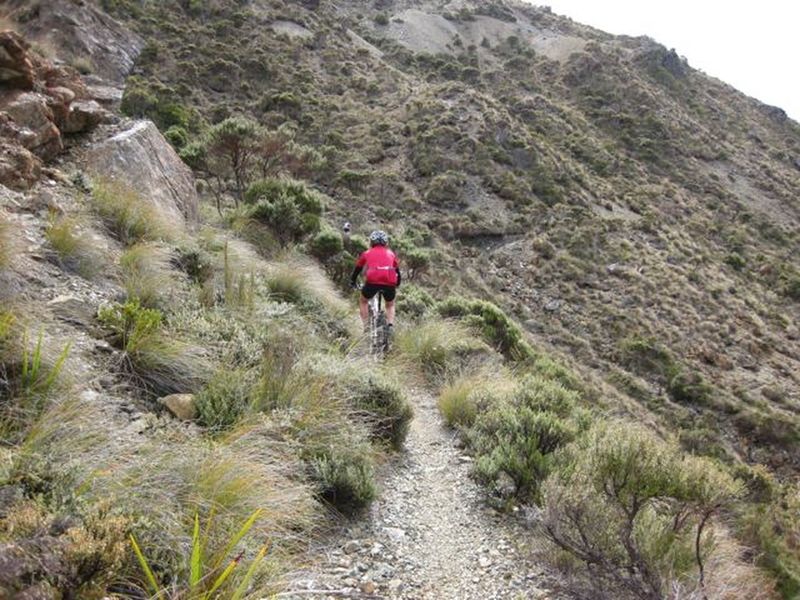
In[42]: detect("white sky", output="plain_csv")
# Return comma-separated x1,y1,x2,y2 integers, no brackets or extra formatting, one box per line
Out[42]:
527,1,800,122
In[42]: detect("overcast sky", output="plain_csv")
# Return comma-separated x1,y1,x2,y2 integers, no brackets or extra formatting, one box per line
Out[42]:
528,1,800,122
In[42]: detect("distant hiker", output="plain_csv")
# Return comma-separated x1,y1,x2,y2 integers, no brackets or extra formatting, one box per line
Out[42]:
350,230,401,330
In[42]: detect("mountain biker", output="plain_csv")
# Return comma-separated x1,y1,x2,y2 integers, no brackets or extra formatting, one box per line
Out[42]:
350,230,401,332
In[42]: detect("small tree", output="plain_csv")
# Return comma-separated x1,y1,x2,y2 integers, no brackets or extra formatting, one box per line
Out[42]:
204,117,260,208
254,124,325,180
542,422,743,600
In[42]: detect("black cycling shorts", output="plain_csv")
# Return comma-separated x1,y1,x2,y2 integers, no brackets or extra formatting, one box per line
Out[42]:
361,284,396,301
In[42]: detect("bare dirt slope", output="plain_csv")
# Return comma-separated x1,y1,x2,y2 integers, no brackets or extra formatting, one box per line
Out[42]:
285,389,561,600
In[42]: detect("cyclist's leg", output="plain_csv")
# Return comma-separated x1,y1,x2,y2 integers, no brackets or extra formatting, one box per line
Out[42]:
382,286,397,326
360,284,379,328
359,294,369,326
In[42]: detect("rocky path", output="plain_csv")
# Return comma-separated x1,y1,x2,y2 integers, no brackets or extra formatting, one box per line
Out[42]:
284,389,561,600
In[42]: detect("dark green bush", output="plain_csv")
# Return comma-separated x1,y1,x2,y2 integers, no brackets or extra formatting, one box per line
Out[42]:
437,296,535,361
195,369,253,431
164,125,189,149
470,403,576,504
309,227,343,261
247,178,324,246
309,447,376,513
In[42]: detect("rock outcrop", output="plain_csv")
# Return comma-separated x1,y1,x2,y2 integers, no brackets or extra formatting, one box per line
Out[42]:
0,31,112,189
85,121,200,226
4,0,144,85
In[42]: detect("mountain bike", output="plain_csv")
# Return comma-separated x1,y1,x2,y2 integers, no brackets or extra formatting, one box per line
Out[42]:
363,286,391,357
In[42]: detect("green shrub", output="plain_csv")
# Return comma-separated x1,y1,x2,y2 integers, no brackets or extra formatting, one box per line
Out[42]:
195,369,253,431
726,251,747,271
542,421,744,599
739,483,800,597
470,402,576,504
395,284,435,321
246,178,324,246
437,297,535,361
309,227,343,260
374,12,389,25
619,336,713,406
783,274,800,301
97,300,207,397
309,447,376,514
91,179,172,245
345,374,413,450
164,125,189,149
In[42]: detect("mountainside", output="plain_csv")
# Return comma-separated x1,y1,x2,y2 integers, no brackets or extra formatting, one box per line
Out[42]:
1,0,799,598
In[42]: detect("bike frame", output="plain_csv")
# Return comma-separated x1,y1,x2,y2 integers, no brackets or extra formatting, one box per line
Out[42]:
367,290,388,356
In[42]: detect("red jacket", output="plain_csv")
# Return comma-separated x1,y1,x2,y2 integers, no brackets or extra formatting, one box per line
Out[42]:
355,246,400,286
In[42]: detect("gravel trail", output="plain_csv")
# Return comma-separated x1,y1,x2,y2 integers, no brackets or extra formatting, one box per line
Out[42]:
285,389,561,599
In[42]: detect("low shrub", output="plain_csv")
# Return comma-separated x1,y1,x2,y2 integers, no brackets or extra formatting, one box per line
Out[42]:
91,179,173,245
395,284,435,321
309,446,376,514
246,178,324,246
542,421,746,599
437,296,535,361
470,402,577,504
309,226,343,261
45,214,104,279
195,369,254,431
97,300,208,397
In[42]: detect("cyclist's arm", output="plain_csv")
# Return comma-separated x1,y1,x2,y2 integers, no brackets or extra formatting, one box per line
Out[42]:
350,264,363,287
394,256,401,287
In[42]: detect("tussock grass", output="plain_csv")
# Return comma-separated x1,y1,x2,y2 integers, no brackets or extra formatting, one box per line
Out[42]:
120,243,175,308
438,369,515,429
45,213,105,279
393,319,492,381
265,254,348,313
97,300,209,397
91,179,175,245
0,311,72,440
93,424,317,596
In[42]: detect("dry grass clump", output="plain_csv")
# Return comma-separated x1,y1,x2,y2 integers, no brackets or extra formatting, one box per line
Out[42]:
265,254,349,314
1,395,118,598
89,423,318,597
0,310,71,440
438,368,515,428
120,243,176,308
393,319,492,381
91,179,175,245
97,299,210,397
45,213,106,279
0,211,17,269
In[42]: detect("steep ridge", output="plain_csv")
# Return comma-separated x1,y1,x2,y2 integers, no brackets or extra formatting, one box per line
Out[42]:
0,0,799,598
